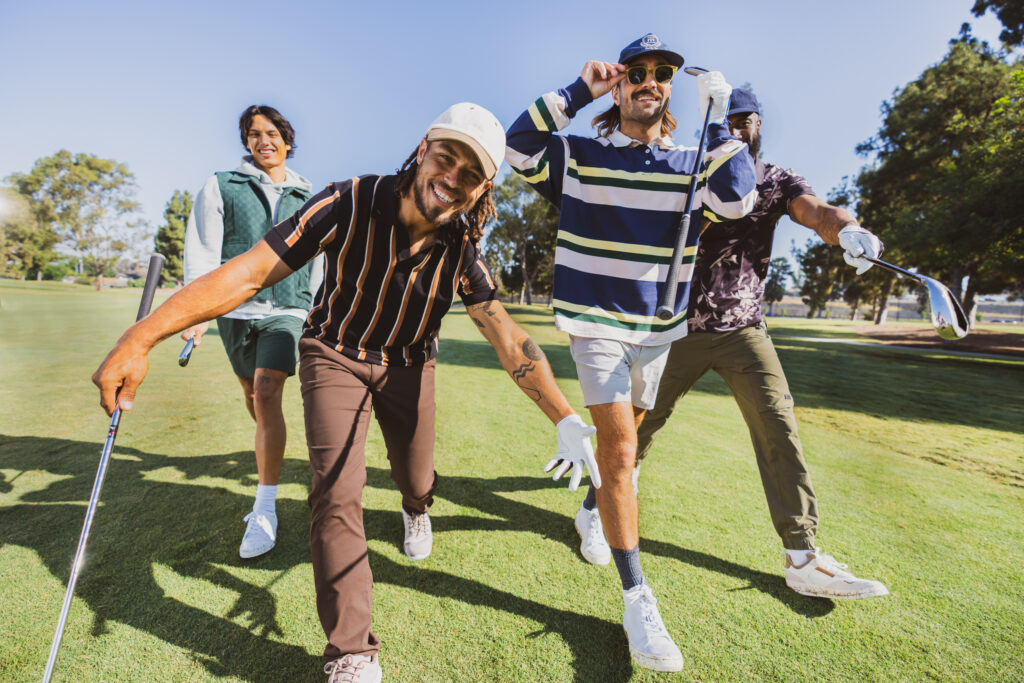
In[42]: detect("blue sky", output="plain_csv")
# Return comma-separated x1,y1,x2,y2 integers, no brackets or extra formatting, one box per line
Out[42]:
0,0,1008,264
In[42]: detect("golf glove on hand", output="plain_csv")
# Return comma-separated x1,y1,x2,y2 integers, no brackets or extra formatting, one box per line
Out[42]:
545,414,601,491
697,71,732,124
838,224,883,275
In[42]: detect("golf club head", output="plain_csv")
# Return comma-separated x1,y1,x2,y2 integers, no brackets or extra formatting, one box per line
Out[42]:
683,66,709,77
178,336,195,367
921,277,969,340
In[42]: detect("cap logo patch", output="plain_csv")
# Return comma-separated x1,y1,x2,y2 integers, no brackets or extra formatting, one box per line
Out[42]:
641,34,661,48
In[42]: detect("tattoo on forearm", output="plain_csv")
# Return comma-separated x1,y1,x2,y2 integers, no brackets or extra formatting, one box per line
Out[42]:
522,339,544,361
511,361,542,401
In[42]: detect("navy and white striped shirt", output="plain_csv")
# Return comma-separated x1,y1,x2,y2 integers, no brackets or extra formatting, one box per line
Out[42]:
506,78,757,345
266,174,497,366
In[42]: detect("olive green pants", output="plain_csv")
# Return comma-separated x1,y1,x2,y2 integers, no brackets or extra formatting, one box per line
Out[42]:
636,322,818,550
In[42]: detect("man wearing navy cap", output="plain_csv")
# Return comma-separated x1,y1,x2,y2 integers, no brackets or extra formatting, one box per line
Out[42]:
506,34,756,671
627,87,889,600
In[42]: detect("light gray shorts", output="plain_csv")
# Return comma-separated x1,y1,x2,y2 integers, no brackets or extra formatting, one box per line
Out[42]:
568,335,672,410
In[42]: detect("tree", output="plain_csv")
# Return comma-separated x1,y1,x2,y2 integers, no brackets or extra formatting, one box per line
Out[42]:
972,1,1024,45
154,189,193,285
855,31,1024,320
763,257,792,316
0,186,59,279
5,150,147,289
793,240,845,318
484,174,558,304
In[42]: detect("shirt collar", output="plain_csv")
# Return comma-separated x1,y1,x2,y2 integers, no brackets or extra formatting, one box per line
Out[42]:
605,130,676,150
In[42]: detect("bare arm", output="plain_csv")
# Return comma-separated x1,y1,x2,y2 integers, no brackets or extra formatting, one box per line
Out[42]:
92,240,294,415
789,194,861,245
465,300,575,425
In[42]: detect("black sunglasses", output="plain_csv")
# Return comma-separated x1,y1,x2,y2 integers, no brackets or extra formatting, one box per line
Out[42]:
626,64,678,85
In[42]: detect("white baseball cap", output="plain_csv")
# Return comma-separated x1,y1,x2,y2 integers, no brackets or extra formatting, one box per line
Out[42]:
425,102,505,180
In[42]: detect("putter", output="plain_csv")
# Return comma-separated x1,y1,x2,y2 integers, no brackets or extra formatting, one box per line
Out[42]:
178,336,195,367
656,66,712,320
864,257,969,340
42,253,166,683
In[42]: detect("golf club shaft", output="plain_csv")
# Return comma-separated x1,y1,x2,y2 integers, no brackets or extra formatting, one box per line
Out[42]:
43,253,165,683
863,256,925,284
657,97,714,320
179,336,195,367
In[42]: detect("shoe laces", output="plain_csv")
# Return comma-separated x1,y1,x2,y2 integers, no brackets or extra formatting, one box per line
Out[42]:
632,587,669,636
406,511,429,536
324,655,370,683
814,550,852,576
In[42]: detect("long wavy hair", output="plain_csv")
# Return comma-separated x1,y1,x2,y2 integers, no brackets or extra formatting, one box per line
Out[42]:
394,143,496,241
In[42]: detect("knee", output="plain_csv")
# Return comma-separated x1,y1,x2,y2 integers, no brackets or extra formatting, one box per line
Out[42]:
252,377,285,412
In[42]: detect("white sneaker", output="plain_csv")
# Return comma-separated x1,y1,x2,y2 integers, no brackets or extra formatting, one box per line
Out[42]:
239,512,276,559
622,583,683,672
325,654,382,683
402,509,432,560
785,549,889,599
574,503,611,565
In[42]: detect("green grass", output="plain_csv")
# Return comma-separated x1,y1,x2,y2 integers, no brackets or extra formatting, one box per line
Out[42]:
1,279,1022,682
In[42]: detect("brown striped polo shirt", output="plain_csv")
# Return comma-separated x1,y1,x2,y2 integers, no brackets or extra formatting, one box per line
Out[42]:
265,173,497,366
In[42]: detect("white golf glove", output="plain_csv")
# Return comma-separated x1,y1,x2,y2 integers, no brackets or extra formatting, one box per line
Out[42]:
544,414,601,491
697,71,732,125
838,224,883,275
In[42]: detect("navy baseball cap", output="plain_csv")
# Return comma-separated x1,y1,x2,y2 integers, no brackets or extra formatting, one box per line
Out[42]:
618,33,684,68
729,89,760,116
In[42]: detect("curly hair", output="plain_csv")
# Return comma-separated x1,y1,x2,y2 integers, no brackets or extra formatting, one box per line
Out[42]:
591,103,677,139
393,144,496,241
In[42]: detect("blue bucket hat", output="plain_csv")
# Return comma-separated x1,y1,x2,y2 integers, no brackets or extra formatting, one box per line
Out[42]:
728,89,760,116
618,33,684,68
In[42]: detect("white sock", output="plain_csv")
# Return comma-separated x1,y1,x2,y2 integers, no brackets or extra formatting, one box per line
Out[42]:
787,549,813,565
253,484,278,518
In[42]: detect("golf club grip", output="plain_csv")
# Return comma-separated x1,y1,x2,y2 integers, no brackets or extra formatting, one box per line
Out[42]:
656,212,692,319
135,253,166,322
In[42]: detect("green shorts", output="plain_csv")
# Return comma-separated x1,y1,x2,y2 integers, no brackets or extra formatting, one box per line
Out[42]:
217,315,305,378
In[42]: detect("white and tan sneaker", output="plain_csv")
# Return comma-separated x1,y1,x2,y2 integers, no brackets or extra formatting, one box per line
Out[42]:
622,582,683,672
239,512,276,559
402,509,432,560
325,654,381,683
785,549,889,599
574,503,611,565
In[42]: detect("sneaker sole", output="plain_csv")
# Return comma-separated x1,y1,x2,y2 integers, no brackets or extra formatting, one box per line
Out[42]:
404,549,431,560
574,520,611,566
787,582,890,600
239,541,275,559
626,637,684,672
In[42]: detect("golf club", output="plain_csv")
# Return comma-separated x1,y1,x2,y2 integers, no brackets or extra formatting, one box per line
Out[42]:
656,65,711,320
178,336,195,367
864,257,969,340
42,252,166,683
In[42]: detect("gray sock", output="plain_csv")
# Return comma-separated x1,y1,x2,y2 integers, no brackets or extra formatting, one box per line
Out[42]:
611,545,645,591
582,485,597,511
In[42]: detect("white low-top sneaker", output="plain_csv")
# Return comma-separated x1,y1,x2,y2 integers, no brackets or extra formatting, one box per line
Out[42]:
239,512,277,559
325,654,382,683
622,583,683,672
402,509,432,560
785,549,889,599
574,503,611,565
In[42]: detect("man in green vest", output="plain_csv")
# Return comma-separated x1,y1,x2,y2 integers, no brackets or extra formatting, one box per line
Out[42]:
181,104,321,559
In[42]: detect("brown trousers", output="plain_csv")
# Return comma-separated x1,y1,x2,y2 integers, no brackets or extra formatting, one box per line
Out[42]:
299,339,438,659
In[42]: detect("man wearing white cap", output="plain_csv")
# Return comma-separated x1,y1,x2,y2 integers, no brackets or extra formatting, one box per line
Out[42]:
92,102,599,683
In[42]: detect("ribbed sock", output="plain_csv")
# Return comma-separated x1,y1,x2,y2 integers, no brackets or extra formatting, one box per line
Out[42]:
253,484,278,518
582,485,597,511
611,545,645,591
786,548,813,565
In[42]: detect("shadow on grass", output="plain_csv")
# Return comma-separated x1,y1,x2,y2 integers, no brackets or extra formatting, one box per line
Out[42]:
0,434,832,681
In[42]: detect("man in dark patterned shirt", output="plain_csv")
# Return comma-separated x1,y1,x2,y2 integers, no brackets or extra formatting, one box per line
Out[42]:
575,88,891,600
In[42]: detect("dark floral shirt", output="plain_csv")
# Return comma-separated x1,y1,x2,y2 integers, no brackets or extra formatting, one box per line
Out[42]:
688,158,814,332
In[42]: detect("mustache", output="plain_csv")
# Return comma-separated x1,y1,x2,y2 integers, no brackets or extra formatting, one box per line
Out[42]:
631,89,661,101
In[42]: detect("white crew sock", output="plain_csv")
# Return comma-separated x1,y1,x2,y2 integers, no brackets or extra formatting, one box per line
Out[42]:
253,484,278,518
786,548,813,565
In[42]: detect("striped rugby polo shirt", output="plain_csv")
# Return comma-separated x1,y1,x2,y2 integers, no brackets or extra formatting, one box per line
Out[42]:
265,174,497,366
506,77,757,345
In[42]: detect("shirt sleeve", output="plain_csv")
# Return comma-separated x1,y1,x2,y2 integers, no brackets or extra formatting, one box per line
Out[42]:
264,180,354,272
699,124,758,223
505,78,593,207
182,175,224,284
780,167,815,210
457,246,498,306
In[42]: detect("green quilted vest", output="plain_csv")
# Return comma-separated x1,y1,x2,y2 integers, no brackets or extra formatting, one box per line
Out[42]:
216,171,313,309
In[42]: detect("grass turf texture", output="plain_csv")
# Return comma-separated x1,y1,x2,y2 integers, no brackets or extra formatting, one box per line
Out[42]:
1,280,1022,682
